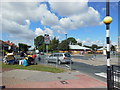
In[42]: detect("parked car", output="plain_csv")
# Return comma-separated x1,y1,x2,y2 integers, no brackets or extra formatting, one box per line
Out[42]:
47,53,73,64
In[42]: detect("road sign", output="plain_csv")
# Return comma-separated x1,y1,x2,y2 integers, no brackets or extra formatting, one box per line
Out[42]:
44,34,50,45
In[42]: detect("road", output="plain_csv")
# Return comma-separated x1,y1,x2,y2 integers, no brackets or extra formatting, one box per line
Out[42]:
37,59,107,82
37,54,119,82
1,54,119,83
71,61,107,82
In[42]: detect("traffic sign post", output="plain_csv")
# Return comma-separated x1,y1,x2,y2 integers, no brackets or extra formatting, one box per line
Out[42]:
44,34,50,45
44,34,50,64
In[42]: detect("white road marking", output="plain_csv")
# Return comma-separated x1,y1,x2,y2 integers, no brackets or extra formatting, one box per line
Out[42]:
95,72,107,78
95,72,120,83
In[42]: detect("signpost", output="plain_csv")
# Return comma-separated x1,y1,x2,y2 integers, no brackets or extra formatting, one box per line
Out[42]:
44,34,50,63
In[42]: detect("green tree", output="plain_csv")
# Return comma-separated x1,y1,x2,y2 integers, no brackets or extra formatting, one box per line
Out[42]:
19,43,30,52
111,45,116,51
38,44,45,52
34,35,44,49
59,40,69,50
91,44,98,51
67,37,77,45
78,43,82,46
49,37,59,51
83,45,91,48
58,37,77,51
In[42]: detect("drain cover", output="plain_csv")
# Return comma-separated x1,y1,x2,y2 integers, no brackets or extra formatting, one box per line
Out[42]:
60,81,68,84
57,77,62,79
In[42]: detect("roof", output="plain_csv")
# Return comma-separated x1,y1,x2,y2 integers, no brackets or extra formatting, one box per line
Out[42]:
1,40,17,47
69,45,91,50
98,48,107,50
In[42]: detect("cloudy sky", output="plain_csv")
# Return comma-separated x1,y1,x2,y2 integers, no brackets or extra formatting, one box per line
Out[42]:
1,1,118,46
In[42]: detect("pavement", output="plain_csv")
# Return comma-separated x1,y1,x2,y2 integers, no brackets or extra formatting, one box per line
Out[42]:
2,69,107,88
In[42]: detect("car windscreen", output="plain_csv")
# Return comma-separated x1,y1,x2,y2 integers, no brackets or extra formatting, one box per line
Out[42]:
64,53,71,57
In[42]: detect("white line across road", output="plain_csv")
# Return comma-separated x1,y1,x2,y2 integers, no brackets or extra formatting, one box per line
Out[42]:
95,72,120,83
95,72,107,78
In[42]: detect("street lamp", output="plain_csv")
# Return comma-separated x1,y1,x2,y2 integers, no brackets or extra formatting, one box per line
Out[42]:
103,0,113,89
65,33,68,52
65,33,67,40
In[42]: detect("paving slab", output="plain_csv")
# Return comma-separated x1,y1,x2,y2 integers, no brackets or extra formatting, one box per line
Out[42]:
2,69,107,88
7,74,106,88
3,69,80,82
2,69,41,80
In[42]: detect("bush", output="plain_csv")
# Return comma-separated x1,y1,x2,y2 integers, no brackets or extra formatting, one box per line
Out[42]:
88,52,93,54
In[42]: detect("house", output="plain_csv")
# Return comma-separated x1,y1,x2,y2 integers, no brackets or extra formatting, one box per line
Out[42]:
0,40,18,53
69,45,91,54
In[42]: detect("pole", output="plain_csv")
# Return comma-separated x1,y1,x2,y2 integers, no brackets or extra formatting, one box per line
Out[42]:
65,34,67,40
46,45,48,54
106,0,112,89
46,44,48,64
65,33,68,52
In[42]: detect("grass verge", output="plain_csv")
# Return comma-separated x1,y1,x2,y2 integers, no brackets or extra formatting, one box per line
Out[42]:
2,63,65,73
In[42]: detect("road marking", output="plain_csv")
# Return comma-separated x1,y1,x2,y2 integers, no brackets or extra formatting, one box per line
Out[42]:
65,64,70,68
95,72,107,78
95,72,120,83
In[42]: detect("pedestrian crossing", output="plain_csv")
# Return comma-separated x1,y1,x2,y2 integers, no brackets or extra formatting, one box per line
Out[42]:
95,72,120,83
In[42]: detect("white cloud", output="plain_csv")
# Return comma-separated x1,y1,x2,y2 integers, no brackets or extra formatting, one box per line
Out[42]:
81,39,101,46
35,27,54,38
41,12,59,26
76,38,82,43
35,28,44,36
49,1,88,16
1,2,58,46
2,18,36,40
50,2,102,31
2,2,103,46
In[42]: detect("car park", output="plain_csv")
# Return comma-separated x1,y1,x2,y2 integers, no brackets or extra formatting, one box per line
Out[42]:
47,53,73,64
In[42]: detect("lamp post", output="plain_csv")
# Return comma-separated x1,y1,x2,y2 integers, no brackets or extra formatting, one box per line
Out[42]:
103,0,113,89
65,33,68,52
65,33,67,40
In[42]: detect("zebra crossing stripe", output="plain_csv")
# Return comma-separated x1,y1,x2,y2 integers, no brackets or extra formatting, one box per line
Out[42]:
95,72,120,83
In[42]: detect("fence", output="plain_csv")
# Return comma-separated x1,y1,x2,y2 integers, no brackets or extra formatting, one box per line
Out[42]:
111,65,120,90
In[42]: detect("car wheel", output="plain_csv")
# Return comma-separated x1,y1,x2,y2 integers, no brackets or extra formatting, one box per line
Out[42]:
58,60,61,65
47,61,50,63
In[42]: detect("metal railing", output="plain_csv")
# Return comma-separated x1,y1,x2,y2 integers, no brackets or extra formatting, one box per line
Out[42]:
111,65,120,90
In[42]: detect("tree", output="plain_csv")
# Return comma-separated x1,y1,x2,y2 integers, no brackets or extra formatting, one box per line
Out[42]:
34,35,44,49
38,44,45,52
91,44,98,51
111,45,116,51
58,37,77,51
83,45,91,48
67,37,77,45
49,37,59,51
59,40,69,51
78,43,82,46
19,43,30,52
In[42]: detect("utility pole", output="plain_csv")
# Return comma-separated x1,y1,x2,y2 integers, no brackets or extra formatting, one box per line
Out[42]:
103,0,113,89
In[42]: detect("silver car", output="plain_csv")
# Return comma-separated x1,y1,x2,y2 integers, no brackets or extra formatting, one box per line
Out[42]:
47,53,73,64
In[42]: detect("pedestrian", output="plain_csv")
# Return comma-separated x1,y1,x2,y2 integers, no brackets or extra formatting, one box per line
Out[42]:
23,57,28,66
32,54,37,59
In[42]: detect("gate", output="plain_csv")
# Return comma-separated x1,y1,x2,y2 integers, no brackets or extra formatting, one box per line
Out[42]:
111,65,120,90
